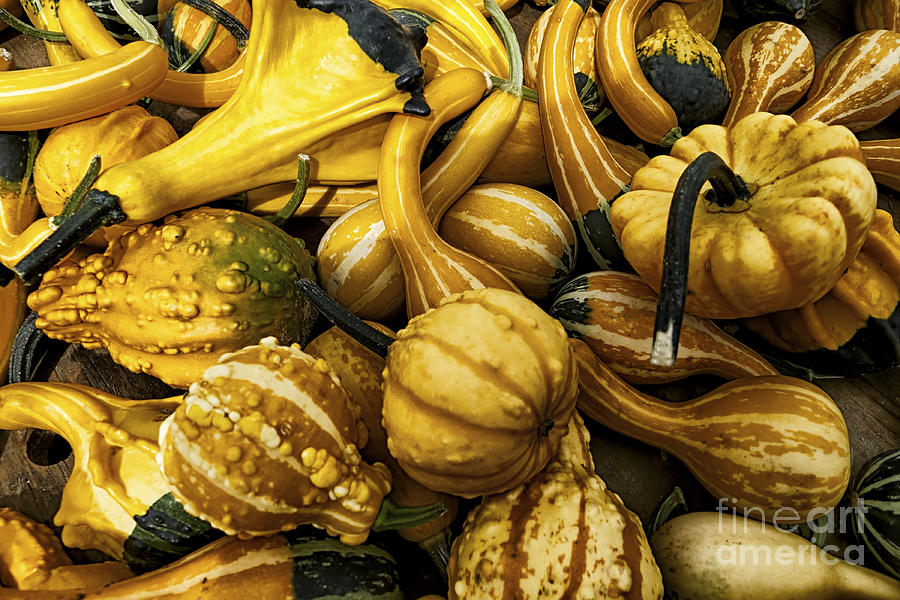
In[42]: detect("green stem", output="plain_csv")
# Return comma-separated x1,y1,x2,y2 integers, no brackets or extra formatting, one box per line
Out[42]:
649,486,688,537
177,0,250,50
590,107,613,128
418,528,452,582
371,496,447,533
20,131,39,199
489,76,537,102
0,8,68,41
266,155,310,228
174,22,216,72
50,155,102,228
484,0,522,98
110,0,161,46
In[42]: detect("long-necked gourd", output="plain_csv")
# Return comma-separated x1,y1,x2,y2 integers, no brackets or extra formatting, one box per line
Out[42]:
573,339,851,522
448,414,663,599
9,0,430,286
652,512,900,600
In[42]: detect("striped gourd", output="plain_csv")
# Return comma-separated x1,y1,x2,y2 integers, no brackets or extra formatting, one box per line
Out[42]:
721,21,814,127
860,138,900,192
438,183,577,300
573,339,851,522
382,288,578,498
851,448,900,578
448,414,663,599
245,182,378,218
550,271,777,383
158,337,392,544
854,0,900,31
160,0,251,72
538,0,633,270
84,0,170,41
792,29,900,132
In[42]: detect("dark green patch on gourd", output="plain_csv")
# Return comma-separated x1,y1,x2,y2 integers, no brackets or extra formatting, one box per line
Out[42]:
549,274,593,337
122,492,223,573
732,0,822,23
850,449,900,578
574,72,603,114
85,0,164,41
297,0,429,117
0,133,30,186
580,205,627,271
287,529,403,599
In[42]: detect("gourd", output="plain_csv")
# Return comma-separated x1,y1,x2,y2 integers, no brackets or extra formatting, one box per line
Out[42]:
537,0,632,270
0,47,11,71
437,183,578,300
651,512,900,599
638,0,723,42
32,105,178,246
792,29,900,132
855,0,900,31
448,414,663,599
550,271,778,383
16,0,82,65
860,138,900,192
160,0,251,72
850,448,900,578
609,113,877,367
245,182,379,218
636,2,730,132
0,508,133,590
381,288,578,497
721,21,814,128
26,207,318,389
573,339,852,522
731,0,822,23
10,0,430,287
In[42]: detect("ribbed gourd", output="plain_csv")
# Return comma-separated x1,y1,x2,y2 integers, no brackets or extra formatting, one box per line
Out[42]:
158,336,394,544
448,414,663,599
850,448,900,578
26,207,317,389
854,0,900,31
382,288,578,498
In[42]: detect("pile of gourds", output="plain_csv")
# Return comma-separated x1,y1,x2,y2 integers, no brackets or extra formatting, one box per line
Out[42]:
1,0,900,597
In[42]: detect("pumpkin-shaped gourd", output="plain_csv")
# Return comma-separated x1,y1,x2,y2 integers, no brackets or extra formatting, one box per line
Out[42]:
27,207,317,388
792,29,900,132
438,183,578,300
32,106,178,246
382,288,578,498
550,271,777,383
160,0,251,72
159,336,392,544
721,21,814,127
636,2,730,133
855,0,900,31
610,112,877,321
851,449,900,578
448,414,663,599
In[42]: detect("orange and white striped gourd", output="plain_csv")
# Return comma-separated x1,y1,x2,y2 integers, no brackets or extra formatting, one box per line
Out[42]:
538,0,633,270
448,414,663,599
160,0,252,72
382,288,578,498
438,183,578,300
550,271,778,383
158,337,392,544
721,21,815,127
860,138,900,191
573,339,851,522
854,0,900,31
792,29,900,132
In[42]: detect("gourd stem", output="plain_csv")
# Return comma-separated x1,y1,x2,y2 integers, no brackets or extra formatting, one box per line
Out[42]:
20,131,39,201
296,278,394,357
174,24,216,72
13,190,126,286
177,0,250,50
267,155,310,228
110,0,161,46
371,496,447,533
8,312,52,383
0,8,68,41
651,151,749,367
488,75,538,103
51,155,102,228
484,0,522,98
418,527,452,582
590,107,613,127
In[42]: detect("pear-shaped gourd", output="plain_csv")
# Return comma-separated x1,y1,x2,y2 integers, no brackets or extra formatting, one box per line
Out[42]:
448,414,663,599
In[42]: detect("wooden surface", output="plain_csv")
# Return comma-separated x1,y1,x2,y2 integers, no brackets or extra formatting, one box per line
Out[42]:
1,0,900,595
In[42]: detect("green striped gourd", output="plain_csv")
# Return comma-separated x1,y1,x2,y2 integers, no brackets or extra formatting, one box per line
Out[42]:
851,449,900,578
448,414,663,599
573,339,851,522
792,29,900,132
438,183,577,300
550,271,777,383
160,0,251,72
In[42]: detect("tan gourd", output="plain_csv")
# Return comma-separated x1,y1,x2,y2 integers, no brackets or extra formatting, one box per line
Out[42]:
573,339,851,522
448,414,663,599
860,138,900,192
855,0,900,31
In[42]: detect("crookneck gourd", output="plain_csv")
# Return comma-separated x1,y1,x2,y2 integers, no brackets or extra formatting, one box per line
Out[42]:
26,207,317,389
550,271,777,383
636,2,730,132
9,0,430,286
448,414,664,599
573,339,851,522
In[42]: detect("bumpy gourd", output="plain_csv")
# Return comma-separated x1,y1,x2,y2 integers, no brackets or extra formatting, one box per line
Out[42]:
27,207,317,388
382,288,578,498
158,336,392,544
448,414,663,599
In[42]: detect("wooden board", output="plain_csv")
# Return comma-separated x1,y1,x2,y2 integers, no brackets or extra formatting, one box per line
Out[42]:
1,0,899,596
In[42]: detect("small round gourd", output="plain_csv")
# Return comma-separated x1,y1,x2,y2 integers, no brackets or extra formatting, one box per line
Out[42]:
381,288,578,498
158,337,392,544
